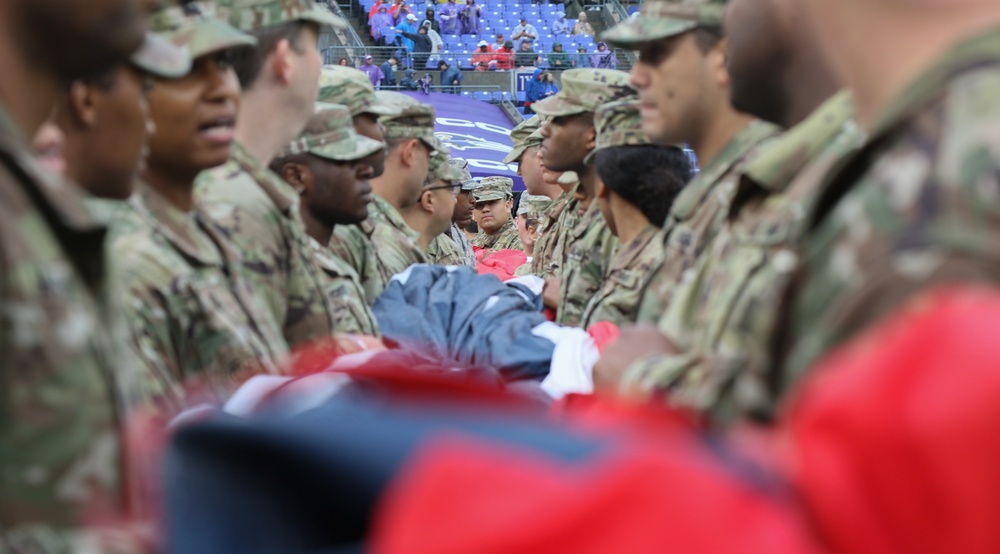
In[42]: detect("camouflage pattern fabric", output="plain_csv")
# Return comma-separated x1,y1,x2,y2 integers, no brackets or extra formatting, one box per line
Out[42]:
503,116,545,165
307,237,381,337
556,201,619,327
770,28,1000,399
150,0,257,59
621,92,864,424
130,31,191,79
635,120,781,323
585,98,651,165
0,104,170,550
281,102,385,162
195,141,338,349
531,189,579,278
580,224,666,328
602,0,726,48
110,182,290,394
472,218,523,252
471,175,514,203
428,223,477,266
317,66,400,116
217,0,347,31
329,194,426,304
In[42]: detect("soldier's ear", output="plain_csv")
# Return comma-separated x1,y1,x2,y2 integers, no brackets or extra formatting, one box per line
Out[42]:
420,189,435,212
269,39,295,86
708,36,730,88
584,123,597,152
280,162,310,196
67,81,99,128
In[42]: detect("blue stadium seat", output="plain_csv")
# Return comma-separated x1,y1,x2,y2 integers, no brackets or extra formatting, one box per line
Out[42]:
473,91,493,102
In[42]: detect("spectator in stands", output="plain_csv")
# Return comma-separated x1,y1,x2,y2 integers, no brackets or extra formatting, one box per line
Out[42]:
439,0,461,35
471,40,495,71
370,5,395,46
572,12,594,35
511,17,538,48
360,55,385,87
460,0,482,36
389,0,405,20
400,24,433,69
591,41,617,69
551,11,569,37
524,68,546,111
573,46,591,68
422,8,440,33
492,33,507,51
516,41,541,68
425,21,444,64
540,71,559,97
381,56,398,87
338,57,351,67
400,68,419,89
439,60,463,94
495,40,515,70
396,13,419,65
419,73,433,94
547,42,570,68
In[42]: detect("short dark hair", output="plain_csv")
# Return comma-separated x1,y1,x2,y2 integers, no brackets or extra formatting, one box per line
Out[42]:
692,25,724,54
230,21,313,89
594,144,692,226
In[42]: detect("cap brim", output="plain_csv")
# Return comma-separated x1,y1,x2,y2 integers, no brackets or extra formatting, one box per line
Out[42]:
474,192,506,202
310,134,386,162
601,17,697,48
530,94,587,117
130,32,191,79
299,4,350,30
361,102,403,117
502,144,527,164
165,18,257,61
460,182,479,191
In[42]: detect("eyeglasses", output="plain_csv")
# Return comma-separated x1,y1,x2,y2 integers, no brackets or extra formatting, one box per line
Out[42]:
425,183,462,197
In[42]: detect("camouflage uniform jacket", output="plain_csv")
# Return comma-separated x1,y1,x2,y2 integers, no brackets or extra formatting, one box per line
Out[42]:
531,189,579,278
111,182,289,392
195,141,336,348
556,201,619,327
308,236,381,337
0,107,165,549
472,218,523,252
635,120,781,323
772,26,1000,394
427,224,475,267
580,224,666,328
329,194,426,303
621,92,864,423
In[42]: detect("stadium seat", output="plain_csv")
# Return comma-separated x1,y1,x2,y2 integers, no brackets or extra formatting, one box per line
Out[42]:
473,91,493,102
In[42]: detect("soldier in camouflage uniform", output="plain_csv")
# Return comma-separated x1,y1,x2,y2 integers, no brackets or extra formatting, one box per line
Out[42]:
516,194,553,258
195,0,347,349
427,158,478,266
580,100,692,329
0,0,176,548
530,164,580,279
765,0,1000,401
316,65,401,173
112,5,291,394
532,68,636,327
471,177,523,252
330,94,443,303
401,150,462,252
601,0,781,324
57,32,192,202
597,0,866,423
270,102,385,336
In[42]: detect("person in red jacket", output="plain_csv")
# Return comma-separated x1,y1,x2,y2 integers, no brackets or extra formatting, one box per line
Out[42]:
494,40,515,71
470,40,495,71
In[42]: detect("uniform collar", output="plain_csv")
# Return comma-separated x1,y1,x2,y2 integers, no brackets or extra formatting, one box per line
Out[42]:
229,140,299,214
130,181,224,266
670,119,780,221
743,90,857,194
371,193,421,241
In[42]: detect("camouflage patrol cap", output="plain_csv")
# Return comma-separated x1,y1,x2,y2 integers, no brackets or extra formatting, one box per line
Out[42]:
473,176,514,202
530,69,636,118
450,158,479,191
279,102,386,162
503,116,545,164
130,32,191,79
584,99,650,165
602,0,725,48
317,66,401,117
516,194,553,218
150,1,257,61
378,92,443,153
217,0,347,32
427,152,464,184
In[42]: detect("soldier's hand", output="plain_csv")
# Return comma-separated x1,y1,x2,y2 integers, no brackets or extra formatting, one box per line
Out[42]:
593,324,678,395
543,276,561,309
